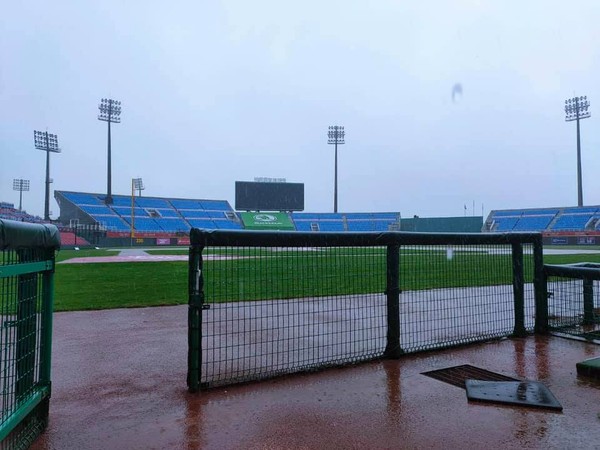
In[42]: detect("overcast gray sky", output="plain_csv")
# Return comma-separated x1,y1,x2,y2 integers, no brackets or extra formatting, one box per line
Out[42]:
2,1,600,218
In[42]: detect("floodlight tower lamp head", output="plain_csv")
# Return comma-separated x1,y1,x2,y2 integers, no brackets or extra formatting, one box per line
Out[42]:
98,98,122,123
565,96,591,122
33,130,61,152
327,125,345,144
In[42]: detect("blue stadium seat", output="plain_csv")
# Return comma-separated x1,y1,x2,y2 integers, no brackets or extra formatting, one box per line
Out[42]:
512,216,553,231
317,221,345,231
136,197,171,208
63,192,104,205
214,220,243,230
109,196,135,207
552,214,593,231
155,218,190,232
206,211,229,219
122,217,161,231
188,219,217,229
493,217,519,231
200,200,231,211
155,209,179,218
347,221,373,231
180,210,211,219
80,205,114,215
112,207,149,217
170,199,204,210
294,221,313,231
92,215,130,231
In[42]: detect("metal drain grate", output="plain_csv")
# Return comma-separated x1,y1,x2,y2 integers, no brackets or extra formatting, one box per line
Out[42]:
422,364,518,389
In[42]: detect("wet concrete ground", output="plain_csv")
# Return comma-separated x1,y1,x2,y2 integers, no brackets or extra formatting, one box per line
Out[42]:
32,305,600,450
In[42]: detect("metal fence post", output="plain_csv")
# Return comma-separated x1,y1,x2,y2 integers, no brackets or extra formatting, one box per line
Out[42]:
511,243,526,337
384,244,403,358
187,245,203,392
533,239,548,334
583,278,594,325
16,250,38,401
38,248,55,419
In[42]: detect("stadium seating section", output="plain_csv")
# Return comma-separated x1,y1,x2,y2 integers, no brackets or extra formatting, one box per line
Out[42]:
484,206,600,232
0,202,44,223
56,191,242,233
292,212,400,232
10,192,600,235
54,192,402,233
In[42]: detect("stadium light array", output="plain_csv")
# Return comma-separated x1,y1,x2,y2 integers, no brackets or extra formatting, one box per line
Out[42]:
327,125,345,213
133,177,145,197
12,178,30,212
98,98,122,205
34,130,61,221
565,96,591,207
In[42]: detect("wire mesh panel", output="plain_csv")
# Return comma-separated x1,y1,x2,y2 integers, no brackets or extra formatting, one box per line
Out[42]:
188,230,544,390
0,221,59,450
200,246,387,387
545,263,600,343
398,244,531,352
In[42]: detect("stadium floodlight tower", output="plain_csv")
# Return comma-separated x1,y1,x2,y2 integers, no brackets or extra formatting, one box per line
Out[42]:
98,98,122,205
12,178,30,211
33,130,61,221
565,96,591,207
327,125,345,213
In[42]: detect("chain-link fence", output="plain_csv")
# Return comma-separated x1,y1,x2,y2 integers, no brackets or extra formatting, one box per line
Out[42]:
187,230,544,391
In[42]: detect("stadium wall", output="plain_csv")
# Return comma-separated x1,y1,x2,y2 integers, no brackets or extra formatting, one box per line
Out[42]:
399,216,483,233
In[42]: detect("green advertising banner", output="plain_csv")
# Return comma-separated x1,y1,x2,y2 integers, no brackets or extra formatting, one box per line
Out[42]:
239,212,295,230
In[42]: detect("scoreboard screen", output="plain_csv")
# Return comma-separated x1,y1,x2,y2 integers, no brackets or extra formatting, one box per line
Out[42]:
235,181,304,211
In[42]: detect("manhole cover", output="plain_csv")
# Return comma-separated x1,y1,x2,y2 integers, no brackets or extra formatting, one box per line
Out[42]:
465,380,563,411
422,364,518,389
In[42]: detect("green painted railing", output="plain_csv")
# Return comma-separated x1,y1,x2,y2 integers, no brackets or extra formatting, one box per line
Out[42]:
0,220,60,449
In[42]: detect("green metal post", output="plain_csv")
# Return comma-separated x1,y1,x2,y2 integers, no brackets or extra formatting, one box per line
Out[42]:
35,248,55,422
583,278,594,325
39,249,55,384
16,250,38,401
187,245,203,392
511,243,526,337
384,244,403,358
533,239,548,334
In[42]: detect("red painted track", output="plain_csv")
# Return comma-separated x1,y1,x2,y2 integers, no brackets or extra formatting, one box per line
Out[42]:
31,306,600,450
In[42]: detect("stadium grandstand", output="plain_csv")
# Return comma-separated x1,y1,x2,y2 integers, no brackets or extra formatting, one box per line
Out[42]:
0,201,44,223
55,191,243,235
484,206,600,233
50,190,482,247
24,191,600,246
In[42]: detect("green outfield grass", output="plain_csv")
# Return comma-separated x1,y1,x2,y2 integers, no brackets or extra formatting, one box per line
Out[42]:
51,247,600,312
54,262,188,310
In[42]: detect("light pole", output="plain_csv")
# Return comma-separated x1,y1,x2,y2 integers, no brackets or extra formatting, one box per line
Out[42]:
33,131,61,221
98,98,122,205
327,125,345,213
565,96,591,207
12,179,30,212
131,178,144,246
